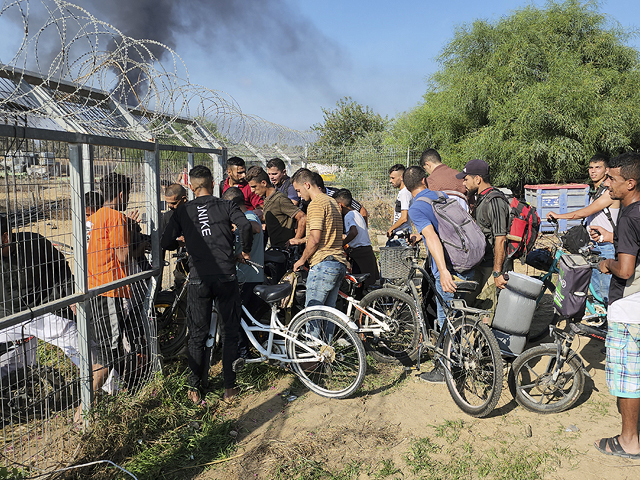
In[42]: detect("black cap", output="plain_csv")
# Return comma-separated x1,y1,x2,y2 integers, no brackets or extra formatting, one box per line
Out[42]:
455,159,489,179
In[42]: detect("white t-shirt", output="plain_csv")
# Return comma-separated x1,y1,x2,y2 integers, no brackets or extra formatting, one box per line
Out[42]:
344,210,371,248
394,187,413,232
609,291,640,325
587,207,619,232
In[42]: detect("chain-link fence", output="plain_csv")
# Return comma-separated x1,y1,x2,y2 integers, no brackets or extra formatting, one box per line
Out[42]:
306,145,423,246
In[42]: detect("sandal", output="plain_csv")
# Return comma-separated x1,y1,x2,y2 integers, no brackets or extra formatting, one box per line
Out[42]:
187,388,201,405
595,436,640,459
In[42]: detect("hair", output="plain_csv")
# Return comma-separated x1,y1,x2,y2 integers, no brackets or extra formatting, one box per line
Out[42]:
0,215,8,236
100,173,132,202
403,166,427,191
589,153,610,167
245,166,272,186
221,186,246,207
420,148,442,166
291,168,318,187
609,152,640,190
226,156,245,169
388,164,405,174
333,188,353,206
85,191,104,209
165,183,187,198
266,157,286,171
189,165,213,191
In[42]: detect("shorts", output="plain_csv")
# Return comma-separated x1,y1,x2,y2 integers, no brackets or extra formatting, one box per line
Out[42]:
605,322,640,398
88,295,125,366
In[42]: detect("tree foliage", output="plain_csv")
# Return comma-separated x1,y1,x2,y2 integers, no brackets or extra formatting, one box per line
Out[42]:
312,96,388,148
394,0,640,186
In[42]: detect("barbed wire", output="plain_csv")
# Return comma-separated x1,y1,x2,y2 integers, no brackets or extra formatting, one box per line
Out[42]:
0,0,316,147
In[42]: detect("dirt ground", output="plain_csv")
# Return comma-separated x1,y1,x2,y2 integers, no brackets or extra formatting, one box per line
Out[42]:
194,323,640,480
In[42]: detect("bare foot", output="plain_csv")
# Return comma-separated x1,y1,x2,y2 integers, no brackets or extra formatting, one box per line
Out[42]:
223,387,240,402
187,389,201,404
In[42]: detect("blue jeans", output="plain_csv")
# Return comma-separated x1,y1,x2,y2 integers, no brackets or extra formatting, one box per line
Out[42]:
305,259,347,308
434,268,475,329
305,259,347,339
591,242,615,304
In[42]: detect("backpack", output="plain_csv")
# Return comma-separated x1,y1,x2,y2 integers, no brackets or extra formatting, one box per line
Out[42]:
561,224,590,254
416,193,486,272
483,189,540,260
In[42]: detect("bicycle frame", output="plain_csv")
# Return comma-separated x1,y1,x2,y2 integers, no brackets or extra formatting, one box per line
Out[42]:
338,282,392,337
239,303,355,366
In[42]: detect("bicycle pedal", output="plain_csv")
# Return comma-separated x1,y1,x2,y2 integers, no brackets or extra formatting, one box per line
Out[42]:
232,358,246,373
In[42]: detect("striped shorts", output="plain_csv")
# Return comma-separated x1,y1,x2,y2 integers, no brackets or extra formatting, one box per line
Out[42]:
606,322,640,398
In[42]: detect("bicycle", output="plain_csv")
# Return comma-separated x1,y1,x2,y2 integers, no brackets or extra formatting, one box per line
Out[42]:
207,262,367,399
526,218,608,342
509,251,607,414
153,252,190,357
338,272,419,364
382,248,503,417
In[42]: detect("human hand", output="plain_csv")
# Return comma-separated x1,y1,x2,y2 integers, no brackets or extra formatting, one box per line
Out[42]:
293,259,305,272
409,234,423,246
589,226,612,243
288,238,304,246
598,259,610,274
494,273,508,289
127,209,142,223
440,270,457,294
386,228,394,238
546,212,558,221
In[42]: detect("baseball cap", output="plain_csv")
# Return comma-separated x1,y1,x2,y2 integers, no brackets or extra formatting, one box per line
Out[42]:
455,159,489,179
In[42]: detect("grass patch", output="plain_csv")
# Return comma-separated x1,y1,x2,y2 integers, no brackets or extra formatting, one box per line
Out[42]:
71,365,235,479
358,355,407,395
434,419,465,443
65,358,290,479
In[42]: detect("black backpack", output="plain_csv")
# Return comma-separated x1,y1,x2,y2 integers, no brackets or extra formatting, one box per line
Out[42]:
561,225,590,254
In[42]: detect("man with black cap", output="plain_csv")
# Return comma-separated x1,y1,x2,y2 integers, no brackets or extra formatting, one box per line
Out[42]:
456,159,512,305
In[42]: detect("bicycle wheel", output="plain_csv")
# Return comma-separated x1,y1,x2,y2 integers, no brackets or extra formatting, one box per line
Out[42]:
510,344,585,414
442,319,503,418
356,288,419,364
286,308,366,399
154,291,188,356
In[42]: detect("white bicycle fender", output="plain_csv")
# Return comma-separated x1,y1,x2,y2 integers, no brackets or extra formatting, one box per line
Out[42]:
291,305,359,331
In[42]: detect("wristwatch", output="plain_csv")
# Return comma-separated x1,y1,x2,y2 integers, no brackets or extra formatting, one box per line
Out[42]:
492,271,503,278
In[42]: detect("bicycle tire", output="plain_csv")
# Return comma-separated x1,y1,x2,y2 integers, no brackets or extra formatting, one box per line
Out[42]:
510,344,585,414
154,291,188,356
442,319,503,418
356,288,419,364
286,308,366,399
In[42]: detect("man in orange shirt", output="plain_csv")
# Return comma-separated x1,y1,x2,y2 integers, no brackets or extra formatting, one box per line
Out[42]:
82,173,134,414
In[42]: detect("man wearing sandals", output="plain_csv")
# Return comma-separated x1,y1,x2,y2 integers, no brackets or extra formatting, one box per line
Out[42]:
594,152,640,459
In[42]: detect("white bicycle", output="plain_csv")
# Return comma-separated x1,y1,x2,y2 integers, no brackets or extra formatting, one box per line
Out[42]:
206,280,367,399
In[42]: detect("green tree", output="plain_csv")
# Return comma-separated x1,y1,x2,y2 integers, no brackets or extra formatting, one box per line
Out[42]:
395,0,640,186
312,96,388,148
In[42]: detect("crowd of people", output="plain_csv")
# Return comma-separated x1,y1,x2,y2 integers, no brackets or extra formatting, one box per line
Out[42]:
1,148,640,459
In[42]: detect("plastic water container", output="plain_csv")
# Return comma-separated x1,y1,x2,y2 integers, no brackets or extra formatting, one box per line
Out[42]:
492,272,544,336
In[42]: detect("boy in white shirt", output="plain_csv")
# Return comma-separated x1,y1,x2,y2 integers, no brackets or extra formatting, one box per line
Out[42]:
334,189,379,293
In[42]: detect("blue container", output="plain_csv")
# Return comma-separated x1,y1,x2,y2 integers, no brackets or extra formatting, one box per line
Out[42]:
525,184,589,233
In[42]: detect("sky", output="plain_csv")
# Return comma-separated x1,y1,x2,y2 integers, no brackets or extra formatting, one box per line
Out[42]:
1,0,640,132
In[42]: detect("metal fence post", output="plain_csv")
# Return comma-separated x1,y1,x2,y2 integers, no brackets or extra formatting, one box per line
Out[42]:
187,151,195,200
143,143,162,372
69,143,92,427
82,144,94,192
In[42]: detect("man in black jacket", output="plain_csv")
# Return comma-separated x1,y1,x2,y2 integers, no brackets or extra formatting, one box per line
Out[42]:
161,166,252,403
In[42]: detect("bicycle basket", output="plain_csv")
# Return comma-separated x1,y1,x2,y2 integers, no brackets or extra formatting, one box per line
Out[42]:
379,246,414,280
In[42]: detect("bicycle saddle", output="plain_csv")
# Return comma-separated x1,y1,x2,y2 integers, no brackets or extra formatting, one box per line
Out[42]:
345,273,370,284
454,281,478,293
253,283,293,303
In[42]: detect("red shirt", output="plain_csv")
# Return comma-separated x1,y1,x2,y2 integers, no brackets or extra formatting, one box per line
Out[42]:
221,177,264,211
